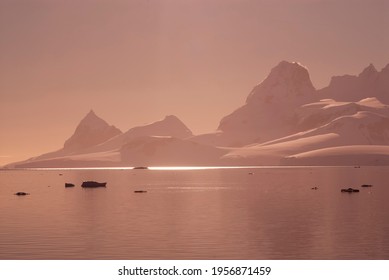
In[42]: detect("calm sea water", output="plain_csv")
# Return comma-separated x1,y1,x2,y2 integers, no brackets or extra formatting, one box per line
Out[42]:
1,166,389,260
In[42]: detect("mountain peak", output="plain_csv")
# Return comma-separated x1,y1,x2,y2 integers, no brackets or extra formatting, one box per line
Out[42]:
268,61,313,85
79,109,108,128
359,63,378,78
274,60,307,71
122,114,193,141
163,115,180,122
246,60,315,104
63,110,122,151
87,109,96,116
269,61,310,77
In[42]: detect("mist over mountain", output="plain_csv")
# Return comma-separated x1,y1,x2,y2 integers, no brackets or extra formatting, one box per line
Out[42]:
6,60,389,168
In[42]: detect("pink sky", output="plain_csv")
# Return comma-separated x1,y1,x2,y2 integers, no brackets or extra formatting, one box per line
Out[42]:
0,0,388,165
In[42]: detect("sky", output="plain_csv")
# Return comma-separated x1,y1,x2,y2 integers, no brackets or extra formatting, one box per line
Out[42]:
1,0,388,165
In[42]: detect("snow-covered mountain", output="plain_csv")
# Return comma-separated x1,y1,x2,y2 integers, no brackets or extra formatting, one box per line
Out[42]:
86,115,193,154
192,61,317,146
6,60,389,167
15,110,122,163
222,105,389,165
193,61,389,149
12,136,226,168
8,112,196,167
63,110,122,151
216,62,389,166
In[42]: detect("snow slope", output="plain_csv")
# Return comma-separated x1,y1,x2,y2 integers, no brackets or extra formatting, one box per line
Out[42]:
223,102,389,165
87,115,193,153
295,97,389,132
282,145,389,166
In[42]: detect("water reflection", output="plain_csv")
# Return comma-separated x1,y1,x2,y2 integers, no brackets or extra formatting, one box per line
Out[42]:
0,167,388,259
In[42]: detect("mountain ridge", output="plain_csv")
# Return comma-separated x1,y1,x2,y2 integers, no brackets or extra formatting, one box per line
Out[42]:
6,60,389,167
318,63,389,103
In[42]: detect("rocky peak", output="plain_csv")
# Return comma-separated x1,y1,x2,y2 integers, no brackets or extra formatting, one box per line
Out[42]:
163,115,181,123
319,62,389,102
246,61,315,104
358,63,378,79
268,61,312,82
77,109,109,129
63,110,122,151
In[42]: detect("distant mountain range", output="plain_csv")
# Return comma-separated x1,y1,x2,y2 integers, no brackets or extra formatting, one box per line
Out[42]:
7,61,389,167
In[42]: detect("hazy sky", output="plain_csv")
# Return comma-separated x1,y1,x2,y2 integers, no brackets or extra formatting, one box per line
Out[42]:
1,0,388,165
